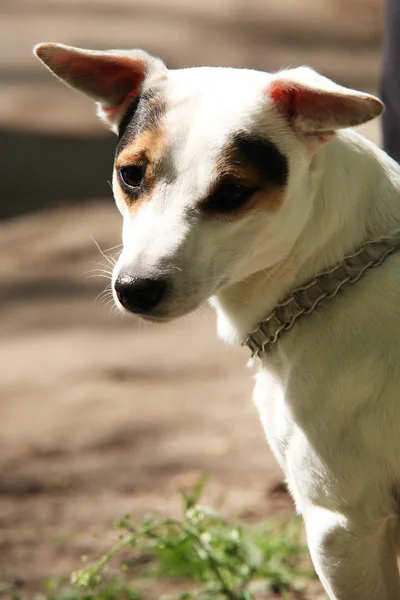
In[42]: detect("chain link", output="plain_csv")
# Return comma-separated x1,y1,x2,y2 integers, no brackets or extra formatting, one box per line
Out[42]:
243,232,400,358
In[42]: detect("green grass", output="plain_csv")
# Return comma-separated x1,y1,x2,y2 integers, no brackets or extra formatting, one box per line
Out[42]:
26,476,322,600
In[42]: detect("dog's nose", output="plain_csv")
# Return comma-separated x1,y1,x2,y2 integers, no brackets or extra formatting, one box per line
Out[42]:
114,273,168,314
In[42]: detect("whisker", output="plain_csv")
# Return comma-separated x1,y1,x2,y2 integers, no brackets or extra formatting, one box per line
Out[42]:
83,275,111,281
103,243,123,252
85,274,113,282
93,284,114,307
91,237,117,267
103,297,116,308
88,260,116,269
83,267,114,276
86,263,115,272
83,261,114,284
99,289,114,301
110,303,123,317
93,291,105,306
100,285,113,295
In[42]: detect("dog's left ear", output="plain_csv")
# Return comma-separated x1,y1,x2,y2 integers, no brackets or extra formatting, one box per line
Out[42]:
267,67,384,151
34,43,166,131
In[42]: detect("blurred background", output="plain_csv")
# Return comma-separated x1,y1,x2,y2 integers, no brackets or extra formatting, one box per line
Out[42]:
0,0,384,597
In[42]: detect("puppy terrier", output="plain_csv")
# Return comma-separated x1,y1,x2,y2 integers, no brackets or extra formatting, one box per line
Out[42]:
36,43,400,600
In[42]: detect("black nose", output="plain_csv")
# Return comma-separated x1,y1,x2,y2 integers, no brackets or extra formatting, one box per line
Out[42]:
115,274,168,314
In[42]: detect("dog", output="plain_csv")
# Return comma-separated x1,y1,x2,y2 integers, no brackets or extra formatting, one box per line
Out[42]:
35,43,400,599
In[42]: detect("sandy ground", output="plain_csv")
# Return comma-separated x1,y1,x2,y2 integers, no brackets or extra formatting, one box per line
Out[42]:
0,0,384,597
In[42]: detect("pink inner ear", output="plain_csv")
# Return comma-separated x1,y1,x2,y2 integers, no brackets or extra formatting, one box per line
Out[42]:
269,81,299,120
101,88,139,119
267,79,369,131
268,80,335,125
49,48,145,109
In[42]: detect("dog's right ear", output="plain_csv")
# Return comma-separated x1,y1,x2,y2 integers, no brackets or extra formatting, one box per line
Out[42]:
266,66,383,153
34,43,166,132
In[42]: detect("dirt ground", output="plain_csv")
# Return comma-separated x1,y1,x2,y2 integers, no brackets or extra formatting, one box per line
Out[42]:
0,0,384,597
0,202,297,597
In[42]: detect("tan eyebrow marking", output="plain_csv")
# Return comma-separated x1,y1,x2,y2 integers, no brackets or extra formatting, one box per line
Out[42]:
114,126,167,214
116,128,164,167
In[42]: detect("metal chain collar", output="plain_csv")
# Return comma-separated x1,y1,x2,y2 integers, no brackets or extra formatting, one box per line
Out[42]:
243,230,400,358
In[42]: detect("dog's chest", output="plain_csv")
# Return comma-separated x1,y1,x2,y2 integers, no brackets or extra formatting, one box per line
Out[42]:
252,369,292,468
252,368,309,511
251,314,400,517
252,367,349,513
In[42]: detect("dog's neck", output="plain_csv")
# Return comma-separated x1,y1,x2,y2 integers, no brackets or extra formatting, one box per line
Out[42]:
212,129,400,346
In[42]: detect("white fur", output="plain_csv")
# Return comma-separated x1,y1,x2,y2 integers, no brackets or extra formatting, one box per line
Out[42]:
112,68,400,598
113,68,400,599
35,45,400,598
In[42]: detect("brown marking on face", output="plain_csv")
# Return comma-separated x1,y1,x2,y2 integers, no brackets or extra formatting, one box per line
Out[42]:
199,132,288,218
201,179,286,221
243,185,285,214
114,125,167,213
113,89,175,213
117,90,167,149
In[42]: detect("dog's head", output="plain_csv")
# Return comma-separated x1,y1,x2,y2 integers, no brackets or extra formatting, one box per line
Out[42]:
35,44,383,321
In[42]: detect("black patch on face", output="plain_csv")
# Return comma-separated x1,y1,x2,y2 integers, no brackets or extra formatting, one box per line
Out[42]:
199,132,288,214
117,96,141,142
116,89,165,154
201,180,257,214
230,132,289,187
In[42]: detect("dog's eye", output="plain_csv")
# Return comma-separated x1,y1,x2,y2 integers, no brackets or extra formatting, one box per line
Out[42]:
204,181,255,213
119,165,145,189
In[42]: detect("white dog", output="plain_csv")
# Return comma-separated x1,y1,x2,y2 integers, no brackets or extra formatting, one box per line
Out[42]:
35,43,400,599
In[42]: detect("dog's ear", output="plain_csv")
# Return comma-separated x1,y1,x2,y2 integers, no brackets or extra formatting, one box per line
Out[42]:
34,43,166,131
267,67,383,150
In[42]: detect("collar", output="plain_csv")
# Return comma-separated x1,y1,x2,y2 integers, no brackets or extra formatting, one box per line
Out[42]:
243,230,400,358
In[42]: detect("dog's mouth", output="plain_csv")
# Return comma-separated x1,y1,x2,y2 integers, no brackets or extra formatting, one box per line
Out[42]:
112,271,230,322
136,313,176,323
118,296,205,322
113,284,205,322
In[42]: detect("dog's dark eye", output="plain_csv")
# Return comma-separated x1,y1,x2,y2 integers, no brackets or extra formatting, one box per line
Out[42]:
203,181,255,213
119,165,145,189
